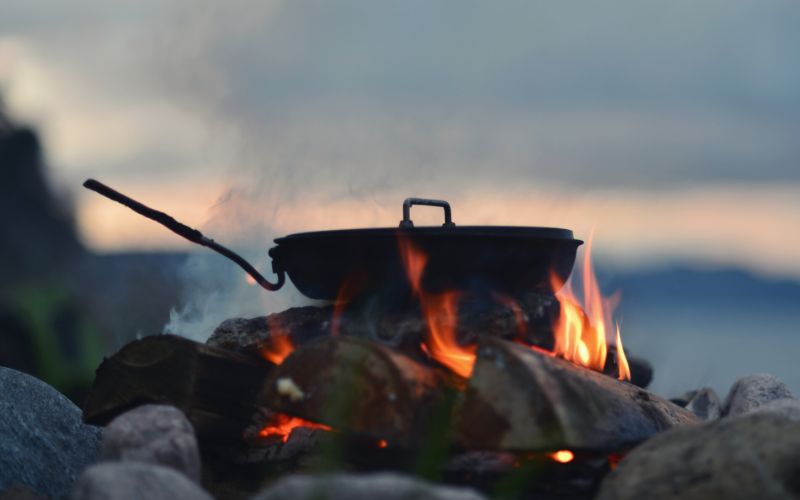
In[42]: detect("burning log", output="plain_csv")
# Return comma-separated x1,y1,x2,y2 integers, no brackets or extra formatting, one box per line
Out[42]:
454,338,698,452
210,302,654,387
83,335,271,443
258,336,458,447
209,294,558,356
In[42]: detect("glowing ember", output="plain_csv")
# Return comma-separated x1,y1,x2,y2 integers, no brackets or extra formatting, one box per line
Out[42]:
550,449,575,463
259,316,295,365
377,439,389,448
551,235,631,381
258,413,332,443
399,238,476,378
607,452,624,470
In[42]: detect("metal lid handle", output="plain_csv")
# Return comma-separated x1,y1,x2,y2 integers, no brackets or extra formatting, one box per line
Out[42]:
399,198,456,228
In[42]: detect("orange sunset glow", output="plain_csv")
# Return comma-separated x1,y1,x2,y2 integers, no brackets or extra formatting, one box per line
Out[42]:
76,184,800,281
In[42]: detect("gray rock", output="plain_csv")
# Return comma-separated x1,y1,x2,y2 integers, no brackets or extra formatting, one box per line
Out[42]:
750,399,800,422
724,373,795,416
685,387,722,421
669,389,697,407
251,473,487,500
0,367,101,499
597,412,800,500
101,405,201,483
71,462,213,500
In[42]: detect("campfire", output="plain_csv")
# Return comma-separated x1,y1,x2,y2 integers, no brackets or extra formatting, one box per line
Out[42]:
254,230,634,445
81,181,696,499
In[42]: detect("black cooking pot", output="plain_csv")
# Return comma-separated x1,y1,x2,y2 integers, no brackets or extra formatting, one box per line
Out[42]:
82,181,582,302
269,198,582,301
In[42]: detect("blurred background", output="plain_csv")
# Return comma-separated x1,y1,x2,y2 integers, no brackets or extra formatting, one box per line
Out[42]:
1,0,798,402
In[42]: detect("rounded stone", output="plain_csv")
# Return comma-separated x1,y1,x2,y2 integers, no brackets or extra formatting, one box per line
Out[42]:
251,473,487,500
101,405,201,483
724,373,795,417
71,462,213,500
597,412,800,500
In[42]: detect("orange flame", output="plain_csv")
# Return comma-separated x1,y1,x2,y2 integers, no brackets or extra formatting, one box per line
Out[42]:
421,291,476,378
259,315,295,365
331,274,363,336
551,235,630,381
615,324,631,381
258,413,332,443
396,233,627,381
550,449,575,463
399,238,476,378
399,237,428,293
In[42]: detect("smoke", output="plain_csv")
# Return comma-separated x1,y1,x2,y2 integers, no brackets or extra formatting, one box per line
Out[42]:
149,0,800,339
162,183,312,341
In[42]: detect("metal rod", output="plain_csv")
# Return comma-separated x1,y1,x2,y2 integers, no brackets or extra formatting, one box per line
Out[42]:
83,179,285,292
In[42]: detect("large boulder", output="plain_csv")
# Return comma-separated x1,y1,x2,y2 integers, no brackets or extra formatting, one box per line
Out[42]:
101,405,201,483
724,373,795,417
0,367,101,499
251,473,487,500
597,411,800,500
71,462,213,500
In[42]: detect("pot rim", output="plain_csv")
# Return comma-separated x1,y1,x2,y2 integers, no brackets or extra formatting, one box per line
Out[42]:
275,226,579,244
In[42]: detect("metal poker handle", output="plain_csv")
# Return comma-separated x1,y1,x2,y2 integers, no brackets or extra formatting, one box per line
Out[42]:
83,179,285,292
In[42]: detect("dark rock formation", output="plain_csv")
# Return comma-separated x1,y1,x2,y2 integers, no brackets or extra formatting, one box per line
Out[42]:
0,105,83,284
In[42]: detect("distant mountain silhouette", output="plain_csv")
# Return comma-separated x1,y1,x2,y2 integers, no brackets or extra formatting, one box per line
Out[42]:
606,265,800,309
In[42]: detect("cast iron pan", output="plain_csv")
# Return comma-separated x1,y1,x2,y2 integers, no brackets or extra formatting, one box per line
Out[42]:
83,181,582,302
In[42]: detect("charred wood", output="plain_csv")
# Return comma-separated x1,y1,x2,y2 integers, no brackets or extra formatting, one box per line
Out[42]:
209,300,653,388
454,338,697,451
209,306,330,355
209,293,558,356
257,336,459,447
83,334,272,443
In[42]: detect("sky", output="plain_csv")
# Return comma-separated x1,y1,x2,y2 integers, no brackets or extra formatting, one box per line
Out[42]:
1,0,800,279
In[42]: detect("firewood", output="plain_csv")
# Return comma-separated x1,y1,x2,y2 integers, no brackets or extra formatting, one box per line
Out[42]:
209,293,557,353
210,303,654,388
454,337,698,451
258,336,459,447
83,334,272,443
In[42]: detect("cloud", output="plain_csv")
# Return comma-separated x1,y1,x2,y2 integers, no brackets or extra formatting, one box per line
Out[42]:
2,0,800,279
143,0,800,187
